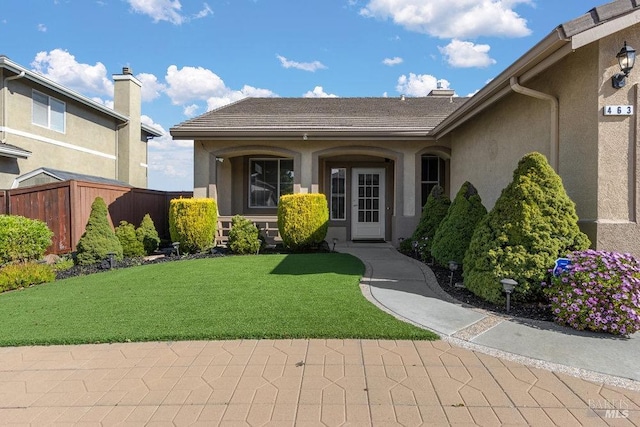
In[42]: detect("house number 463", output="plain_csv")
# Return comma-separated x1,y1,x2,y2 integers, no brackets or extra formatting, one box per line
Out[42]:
604,105,634,115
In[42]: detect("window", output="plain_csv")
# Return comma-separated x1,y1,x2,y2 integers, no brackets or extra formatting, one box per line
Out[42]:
421,155,444,207
249,158,294,207
32,90,65,133
330,168,346,220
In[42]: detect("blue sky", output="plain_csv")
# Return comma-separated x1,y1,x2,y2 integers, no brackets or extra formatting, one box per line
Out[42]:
1,0,605,191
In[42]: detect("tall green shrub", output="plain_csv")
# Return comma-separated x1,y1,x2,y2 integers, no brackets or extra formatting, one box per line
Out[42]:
463,152,590,304
0,215,53,264
115,221,146,257
169,198,218,254
228,215,262,255
431,182,487,266
75,197,123,266
136,214,160,255
411,185,450,259
277,194,329,251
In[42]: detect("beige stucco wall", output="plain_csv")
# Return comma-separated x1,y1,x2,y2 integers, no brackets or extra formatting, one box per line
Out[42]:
194,138,451,243
0,78,120,188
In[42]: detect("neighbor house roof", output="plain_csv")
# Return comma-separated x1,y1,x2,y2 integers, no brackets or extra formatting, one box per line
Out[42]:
13,167,130,188
171,96,469,140
0,55,163,138
0,142,31,159
432,0,640,137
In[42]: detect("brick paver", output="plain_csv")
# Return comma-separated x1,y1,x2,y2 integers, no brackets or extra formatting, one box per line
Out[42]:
0,339,638,426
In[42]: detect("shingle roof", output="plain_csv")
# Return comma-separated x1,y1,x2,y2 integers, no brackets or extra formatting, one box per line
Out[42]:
0,143,31,159
171,96,469,138
29,168,130,187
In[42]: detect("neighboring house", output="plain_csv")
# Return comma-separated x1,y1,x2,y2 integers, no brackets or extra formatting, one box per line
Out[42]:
0,56,161,189
171,0,640,255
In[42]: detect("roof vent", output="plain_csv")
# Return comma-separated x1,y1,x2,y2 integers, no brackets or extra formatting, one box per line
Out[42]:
122,67,133,75
427,88,455,97
400,94,406,101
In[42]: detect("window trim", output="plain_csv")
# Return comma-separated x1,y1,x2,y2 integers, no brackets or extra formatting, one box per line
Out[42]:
32,89,66,133
248,157,294,208
421,155,443,207
330,167,347,221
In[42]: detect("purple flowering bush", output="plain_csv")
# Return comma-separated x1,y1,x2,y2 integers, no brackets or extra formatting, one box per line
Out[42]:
543,250,640,336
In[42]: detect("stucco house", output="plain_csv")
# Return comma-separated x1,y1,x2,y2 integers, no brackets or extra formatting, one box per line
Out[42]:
171,0,640,255
0,56,161,189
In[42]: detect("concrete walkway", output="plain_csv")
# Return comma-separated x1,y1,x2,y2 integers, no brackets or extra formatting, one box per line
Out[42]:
0,244,639,425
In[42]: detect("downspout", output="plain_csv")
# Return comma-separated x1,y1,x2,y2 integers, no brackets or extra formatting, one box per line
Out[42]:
509,76,559,171
1,71,26,143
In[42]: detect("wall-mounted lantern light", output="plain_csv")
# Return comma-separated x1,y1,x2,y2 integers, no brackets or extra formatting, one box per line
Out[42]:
612,41,636,89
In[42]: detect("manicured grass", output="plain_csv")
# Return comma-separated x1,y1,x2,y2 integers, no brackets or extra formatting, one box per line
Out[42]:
0,253,438,346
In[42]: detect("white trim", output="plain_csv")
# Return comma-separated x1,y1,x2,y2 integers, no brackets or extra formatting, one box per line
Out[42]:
140,162,148,168
0,126,117,160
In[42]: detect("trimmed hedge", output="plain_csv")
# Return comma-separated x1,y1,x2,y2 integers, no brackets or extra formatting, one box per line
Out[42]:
277,194,329,251
228,215,262,255
0,215,53,264
75,197,123,266
463,152,590,304
169,198,218,254
431,182,487,266
411,185,450,260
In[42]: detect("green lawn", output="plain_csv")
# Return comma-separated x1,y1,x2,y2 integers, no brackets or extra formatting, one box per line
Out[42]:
0,253,438,346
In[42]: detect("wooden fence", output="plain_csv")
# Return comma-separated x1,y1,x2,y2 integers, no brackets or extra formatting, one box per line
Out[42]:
0,180,192,254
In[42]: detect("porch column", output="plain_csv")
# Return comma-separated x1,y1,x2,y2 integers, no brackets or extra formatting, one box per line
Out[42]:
193,142,217,199
300,149,315,193
403,153,416,216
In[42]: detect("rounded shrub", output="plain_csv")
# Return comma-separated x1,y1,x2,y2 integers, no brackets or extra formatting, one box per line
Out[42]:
169,198,218,254
0,262,55,292
228,215,262,255
115,221,146,257
543,250,640,336
75,197,123,266
411,185,450,260
136,214,160,255
0,215,53,264
463,152,590,304
277,194,329,251
431,182,487,266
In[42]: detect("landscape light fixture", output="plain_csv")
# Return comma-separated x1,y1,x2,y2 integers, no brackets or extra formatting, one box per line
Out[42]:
612,41,636,89
500,278,518,313
448,261,459,287
332,238,338,252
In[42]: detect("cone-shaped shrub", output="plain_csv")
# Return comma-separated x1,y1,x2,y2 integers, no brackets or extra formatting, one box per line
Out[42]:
136,214,160,255
228,215,262,255
75,197,123,266
169,198,218,254
115,221,146,257
411,185,450,260
463,152,590,304
277,194,329,251
432,182,487,266
0,215,53,264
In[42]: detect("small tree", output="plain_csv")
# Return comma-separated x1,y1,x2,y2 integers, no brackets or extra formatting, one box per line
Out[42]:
136,214,160,255
75,197,123,266
115,221,146,257
228,215,262,255
169,198,218,254
277,194,329,251
410,185,450,260
431,182,487,266
463,152,590,304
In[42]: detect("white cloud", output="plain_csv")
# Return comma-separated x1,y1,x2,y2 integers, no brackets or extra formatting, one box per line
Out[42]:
31,49,114,96
136,72,167,102
360,0,532,39
439,39,496,68
206,85,278,111
91,97,114,109
277,55,327,72
303,86,338,98
126,0,212,24
396,73,449,96
37,24,47,32
183,104,200,117
383,57,403,66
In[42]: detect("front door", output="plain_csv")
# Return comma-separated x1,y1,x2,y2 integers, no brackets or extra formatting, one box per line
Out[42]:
351,168,385,240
